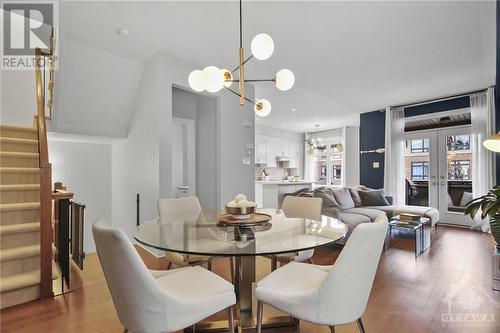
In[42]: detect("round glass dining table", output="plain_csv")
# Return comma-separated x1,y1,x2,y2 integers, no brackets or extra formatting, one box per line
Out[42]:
134,208,347,332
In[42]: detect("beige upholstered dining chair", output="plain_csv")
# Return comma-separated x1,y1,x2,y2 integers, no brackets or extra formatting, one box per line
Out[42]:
92,218,236,333
256,213,388,333
273,196,323,267
158,197,213,269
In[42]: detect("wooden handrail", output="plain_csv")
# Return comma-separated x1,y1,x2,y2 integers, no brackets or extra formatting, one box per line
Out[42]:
35,39,54,298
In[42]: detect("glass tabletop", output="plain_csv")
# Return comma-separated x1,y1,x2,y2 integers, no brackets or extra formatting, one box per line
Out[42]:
134,208,348,256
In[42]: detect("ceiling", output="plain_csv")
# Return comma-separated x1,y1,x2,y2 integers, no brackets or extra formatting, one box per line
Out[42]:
59,1,496,133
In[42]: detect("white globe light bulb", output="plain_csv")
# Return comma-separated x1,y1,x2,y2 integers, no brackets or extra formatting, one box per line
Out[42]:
275,69,295,91
188,70,205,92
254,99,271,117
221,69,232,88
251,34,274,60
203,66,224,93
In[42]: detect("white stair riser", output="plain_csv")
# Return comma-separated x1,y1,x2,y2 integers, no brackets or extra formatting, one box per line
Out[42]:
0,156,39,168
1,209,40,225
0,190,40,204
0,172,40,185
0,255,40,277
0,284,39,309
0,142,38,153
1,230,40,250
0,129,37,140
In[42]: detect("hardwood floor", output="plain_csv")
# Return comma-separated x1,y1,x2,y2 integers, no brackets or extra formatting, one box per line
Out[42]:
0,226,498,333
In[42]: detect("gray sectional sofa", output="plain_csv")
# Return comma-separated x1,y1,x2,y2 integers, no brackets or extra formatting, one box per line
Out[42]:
298,186,439,242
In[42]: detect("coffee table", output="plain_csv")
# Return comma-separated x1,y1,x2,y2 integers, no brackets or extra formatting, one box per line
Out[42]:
386,215,431,257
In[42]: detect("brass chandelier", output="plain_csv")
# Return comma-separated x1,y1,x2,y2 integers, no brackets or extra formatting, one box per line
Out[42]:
188,0,295,117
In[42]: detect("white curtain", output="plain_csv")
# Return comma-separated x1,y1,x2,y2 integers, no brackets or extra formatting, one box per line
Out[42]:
470,87,496,232
383,107,406,206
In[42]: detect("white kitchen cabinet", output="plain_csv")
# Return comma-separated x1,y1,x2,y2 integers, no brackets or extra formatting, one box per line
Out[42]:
265,137,277,167
255,136,267,164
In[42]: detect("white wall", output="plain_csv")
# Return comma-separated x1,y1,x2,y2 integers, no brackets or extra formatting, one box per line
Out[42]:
343,126,360,187
256,124,303,141
1,70,36,126
111,52,255,242
53,35,143,137
48,139,112,253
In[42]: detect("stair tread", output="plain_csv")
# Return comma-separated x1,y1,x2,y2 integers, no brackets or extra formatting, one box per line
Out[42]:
0,202,40,211
0,222,40,235
0,137,38,145
0,125,37,133
0,261,58,292
0,167,39,173
0,244,39,262
0,152,39,158
0,184,40,191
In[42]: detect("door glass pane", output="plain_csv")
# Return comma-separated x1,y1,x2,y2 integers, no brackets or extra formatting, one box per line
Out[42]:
404,138,430,206
313,151,328,185
446,134,472,213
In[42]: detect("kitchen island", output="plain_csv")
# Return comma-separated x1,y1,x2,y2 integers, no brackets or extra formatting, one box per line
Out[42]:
255,181,313,208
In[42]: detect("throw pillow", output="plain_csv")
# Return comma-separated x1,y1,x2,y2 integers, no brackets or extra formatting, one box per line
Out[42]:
349,186,368,207
313,190,339,208
460,191,473,207
332,187,356,210
359,189,390,206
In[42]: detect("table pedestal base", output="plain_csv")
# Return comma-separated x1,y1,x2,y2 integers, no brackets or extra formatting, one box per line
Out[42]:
189,256,299,332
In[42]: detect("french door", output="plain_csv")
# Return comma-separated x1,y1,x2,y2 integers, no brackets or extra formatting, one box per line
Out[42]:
403,126,473,226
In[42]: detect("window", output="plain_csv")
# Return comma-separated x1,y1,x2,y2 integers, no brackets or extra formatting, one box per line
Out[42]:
448,160,471,180
447,135,470,151
410,139,429,153
411,162,429,180
311,139,344,186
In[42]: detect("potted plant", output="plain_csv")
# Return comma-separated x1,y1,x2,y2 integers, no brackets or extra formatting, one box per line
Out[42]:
464,186,500,252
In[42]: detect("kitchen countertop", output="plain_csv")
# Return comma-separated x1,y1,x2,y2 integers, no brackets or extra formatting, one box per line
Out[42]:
255,180,313,185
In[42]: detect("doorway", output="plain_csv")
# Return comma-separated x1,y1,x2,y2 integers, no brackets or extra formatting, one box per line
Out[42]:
403,125,473,226
172,117,196,198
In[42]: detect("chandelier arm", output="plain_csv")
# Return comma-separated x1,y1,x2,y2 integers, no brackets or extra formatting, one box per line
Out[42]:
226,78,275,83
224,86,255,105
231,55,253,73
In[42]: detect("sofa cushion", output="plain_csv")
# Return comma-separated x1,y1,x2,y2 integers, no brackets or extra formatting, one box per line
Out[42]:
393,206,439,227
313,190,339,208
332,188,356,210
342,207,385,221
349,186,368,207
359,189,390,206
362,205,396,218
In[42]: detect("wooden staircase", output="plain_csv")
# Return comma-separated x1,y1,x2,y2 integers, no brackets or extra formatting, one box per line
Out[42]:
0,125,47,308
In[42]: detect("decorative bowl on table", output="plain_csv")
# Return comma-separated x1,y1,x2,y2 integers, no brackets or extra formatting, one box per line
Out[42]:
225,205,256,219
225,194,257,219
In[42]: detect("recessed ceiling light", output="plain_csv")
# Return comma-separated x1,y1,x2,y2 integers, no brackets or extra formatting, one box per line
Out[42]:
291,108,296,112
116,27,131,37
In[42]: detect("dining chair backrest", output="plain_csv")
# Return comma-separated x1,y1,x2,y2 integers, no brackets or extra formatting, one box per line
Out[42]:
281,196,323,222
318,213,388,324
158,196,205,221
92,218,171,333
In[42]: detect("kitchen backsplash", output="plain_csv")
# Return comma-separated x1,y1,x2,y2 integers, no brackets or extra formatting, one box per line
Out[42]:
255,166,298,181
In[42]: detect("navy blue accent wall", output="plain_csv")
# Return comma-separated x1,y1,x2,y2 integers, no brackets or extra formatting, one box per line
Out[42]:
404,96,470,117
496,0,499,185
359,110,385,189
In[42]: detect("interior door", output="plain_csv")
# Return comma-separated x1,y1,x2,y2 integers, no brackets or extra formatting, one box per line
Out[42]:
403,131,438,209
437,127,473,225
172,117,196,198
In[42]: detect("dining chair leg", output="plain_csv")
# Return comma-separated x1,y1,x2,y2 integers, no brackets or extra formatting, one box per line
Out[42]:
123,329,128,333
207,258,212,271
256,301,264,333
307,258,313,264
329,326,335,333
227,306,235,333
271,256,277,271
167,262,172,270
356,318,366,333
229,257,235,283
